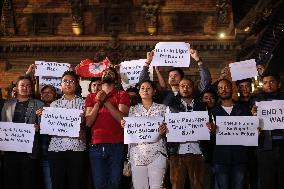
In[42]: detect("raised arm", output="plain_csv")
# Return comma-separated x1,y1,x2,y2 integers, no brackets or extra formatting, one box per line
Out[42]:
138,51,153,82
25,64,40,98
154,66,167,89
190,49,212,92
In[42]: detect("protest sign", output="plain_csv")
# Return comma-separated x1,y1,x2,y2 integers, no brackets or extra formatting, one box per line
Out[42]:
152,42,190,67
165,111,210,142
0,122,35,153
120,59,148,85
39,76,62,94
40,107,82,137
35,61,70,77
80,80,91,97
257,100,284,130
216,116,259,146
124,116,163,144
229,59,258,81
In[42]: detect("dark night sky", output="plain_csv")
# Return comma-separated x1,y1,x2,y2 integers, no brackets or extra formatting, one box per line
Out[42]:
267,37,284,74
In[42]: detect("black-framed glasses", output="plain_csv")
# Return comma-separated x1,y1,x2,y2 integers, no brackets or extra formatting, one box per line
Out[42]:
62,79,75,85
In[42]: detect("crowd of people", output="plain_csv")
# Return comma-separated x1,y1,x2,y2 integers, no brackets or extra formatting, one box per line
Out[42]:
0,49,283,189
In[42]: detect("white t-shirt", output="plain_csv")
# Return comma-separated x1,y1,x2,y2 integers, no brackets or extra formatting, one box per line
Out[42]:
222,105,233,115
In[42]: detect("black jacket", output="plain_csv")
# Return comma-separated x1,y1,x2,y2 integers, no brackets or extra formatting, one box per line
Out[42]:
167,94,213,160
210,103,251,165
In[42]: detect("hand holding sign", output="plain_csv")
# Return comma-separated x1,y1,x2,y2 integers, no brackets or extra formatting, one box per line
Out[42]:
40,107,83,137
216,116,259,146
257,100,284,130
124,116,163,144
152,42,190,67
35,61,70,77
0,122,35,153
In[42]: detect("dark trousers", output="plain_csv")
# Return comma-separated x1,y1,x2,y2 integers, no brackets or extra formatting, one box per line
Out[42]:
3,152,40,189
89,143,124,189
170,154,205,189
0,154,3,189
48,151,88,189
213,163,247,189
258,142,284,189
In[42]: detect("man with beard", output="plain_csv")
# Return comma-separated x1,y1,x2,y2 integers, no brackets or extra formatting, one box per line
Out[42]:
251,72,284,189
85,67,130,189
208,79,251,189
168,78,208,189
139,49,211,105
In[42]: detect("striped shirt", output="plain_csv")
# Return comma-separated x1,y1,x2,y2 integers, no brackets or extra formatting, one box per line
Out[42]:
48,95,86,152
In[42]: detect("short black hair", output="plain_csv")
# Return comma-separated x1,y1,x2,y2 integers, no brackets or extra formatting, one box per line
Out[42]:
216,78,232,88
61,71,79,84
16,75,33,86
200,87,217,99
168,68,184,79
137,80,157,91
104,67,119,81
260,72,281,83
41,84,57,95
236,78,252,86
88,77,101,92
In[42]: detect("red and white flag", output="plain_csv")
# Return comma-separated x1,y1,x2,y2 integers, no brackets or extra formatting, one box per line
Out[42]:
76,58,110,78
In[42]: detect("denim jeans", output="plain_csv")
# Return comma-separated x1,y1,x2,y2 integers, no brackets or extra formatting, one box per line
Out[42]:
89,143,124,189
213,163,247,189
42,159,52,189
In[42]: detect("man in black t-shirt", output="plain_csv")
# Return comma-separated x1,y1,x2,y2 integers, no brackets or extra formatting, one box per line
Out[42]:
1,76,44,189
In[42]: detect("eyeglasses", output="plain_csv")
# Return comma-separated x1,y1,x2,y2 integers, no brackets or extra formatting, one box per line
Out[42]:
62,79,75,85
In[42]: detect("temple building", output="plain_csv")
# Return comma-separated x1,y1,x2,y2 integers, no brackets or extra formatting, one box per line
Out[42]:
0,0,283,97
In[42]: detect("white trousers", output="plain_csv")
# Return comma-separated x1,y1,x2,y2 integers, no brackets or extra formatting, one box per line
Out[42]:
131,154,167,189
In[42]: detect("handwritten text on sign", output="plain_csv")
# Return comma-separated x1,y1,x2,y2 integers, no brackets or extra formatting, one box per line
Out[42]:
165,111,210,142
229,59,258,81
124,116,163,144
152,42,190,67
35,61,70,77
0,122,35,153
39,77,62,94
120,59,148,85
216,116,259,146
40,107,82,137
257,100,284,130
